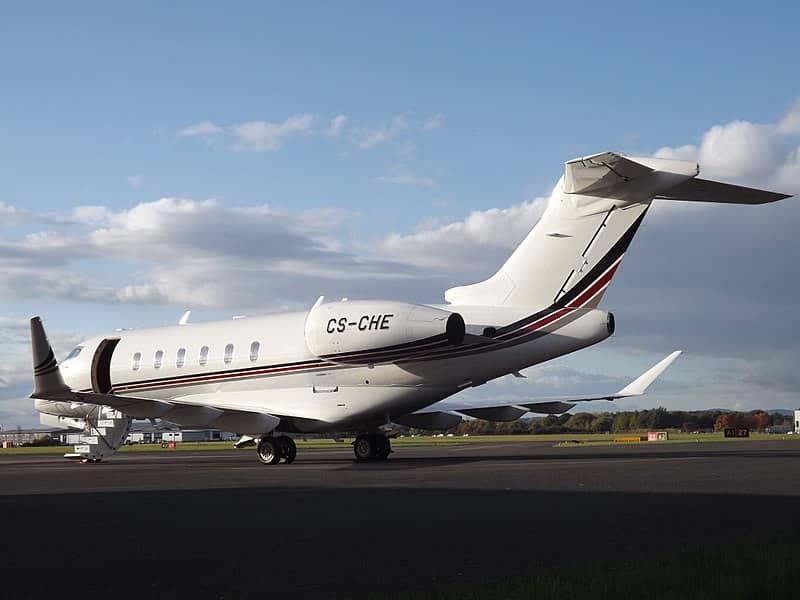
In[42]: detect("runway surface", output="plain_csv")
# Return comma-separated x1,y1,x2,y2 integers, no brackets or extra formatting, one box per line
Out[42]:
2,440,799,598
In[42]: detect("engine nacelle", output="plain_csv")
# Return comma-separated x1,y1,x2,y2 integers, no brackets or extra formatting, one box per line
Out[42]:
304,300,465,364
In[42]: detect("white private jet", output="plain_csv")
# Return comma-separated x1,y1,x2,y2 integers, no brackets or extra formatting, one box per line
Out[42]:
30,152,791,464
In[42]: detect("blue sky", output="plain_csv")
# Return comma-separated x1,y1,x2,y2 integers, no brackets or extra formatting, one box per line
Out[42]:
1,1,799,426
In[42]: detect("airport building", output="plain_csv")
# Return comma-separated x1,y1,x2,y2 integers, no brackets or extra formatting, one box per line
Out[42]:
0,425,234,447
0,428,59,447
795,409,800,434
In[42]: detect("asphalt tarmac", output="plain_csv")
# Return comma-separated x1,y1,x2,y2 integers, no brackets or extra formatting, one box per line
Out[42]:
2,440,799,598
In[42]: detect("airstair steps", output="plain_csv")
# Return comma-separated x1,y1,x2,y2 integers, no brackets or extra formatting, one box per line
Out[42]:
67,405,131,462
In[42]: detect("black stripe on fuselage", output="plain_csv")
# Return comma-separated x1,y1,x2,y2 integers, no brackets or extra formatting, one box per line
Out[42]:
109,358,328,391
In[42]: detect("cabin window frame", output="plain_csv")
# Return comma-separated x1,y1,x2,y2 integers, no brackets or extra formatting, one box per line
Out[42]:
176,347,187,368
249,341,260,362
224,343,234,365
154,350,164,369
199,345,210,366
131,352,142,371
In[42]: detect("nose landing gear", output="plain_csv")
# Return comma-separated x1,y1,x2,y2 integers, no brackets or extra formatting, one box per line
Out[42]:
353,434,391,461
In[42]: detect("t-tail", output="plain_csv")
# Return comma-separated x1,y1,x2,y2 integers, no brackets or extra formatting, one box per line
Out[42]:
445,152,791,311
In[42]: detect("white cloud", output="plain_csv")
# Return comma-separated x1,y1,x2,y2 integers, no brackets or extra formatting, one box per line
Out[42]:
175,112,443,152
0,201,26,222
654,98,800,191
375,170,435,187
70,205,115,226
776,98,800,135
381,195,548,271
176,115,315,152
697,121,783,179
326,114,348,137
177,120,223,137
358,126,393,149
421,114,445,131
356,112,444,149
0,197,436,310
231,114,315,152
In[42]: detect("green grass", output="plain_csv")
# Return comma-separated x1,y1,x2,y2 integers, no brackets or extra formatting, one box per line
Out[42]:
2,431,797,455
387,539,797,600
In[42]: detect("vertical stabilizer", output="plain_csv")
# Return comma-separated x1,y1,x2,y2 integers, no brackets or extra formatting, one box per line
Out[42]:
445,153,699,310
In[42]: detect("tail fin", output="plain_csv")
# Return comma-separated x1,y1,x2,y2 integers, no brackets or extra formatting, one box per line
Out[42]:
445,152,791,310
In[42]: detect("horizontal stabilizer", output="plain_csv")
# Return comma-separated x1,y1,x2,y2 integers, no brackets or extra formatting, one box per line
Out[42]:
657,178,791,204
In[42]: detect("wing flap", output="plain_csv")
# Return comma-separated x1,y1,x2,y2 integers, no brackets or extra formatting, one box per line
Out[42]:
458,406,527,421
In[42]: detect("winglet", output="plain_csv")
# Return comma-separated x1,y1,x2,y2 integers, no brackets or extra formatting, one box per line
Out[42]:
30,316,70,397
616,351,682,397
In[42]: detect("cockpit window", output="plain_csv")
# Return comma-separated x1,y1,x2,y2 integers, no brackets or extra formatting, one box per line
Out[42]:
64,346,83,361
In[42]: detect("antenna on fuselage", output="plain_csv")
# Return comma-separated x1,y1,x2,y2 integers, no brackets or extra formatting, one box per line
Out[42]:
178,310,191,325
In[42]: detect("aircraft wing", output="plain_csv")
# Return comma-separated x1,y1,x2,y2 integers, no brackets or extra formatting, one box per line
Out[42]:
397,351,681,428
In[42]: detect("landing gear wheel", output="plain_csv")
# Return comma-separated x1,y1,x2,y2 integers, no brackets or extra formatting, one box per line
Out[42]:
277,436,297,464
256,437,283,465
354,434,376,461
354,434,390,461
374,436,391,461
79,458,101,464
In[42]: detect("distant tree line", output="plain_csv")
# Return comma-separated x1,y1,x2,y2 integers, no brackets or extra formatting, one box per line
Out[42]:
430,408,790,436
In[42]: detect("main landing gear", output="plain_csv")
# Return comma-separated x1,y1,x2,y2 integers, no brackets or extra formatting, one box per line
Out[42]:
353,434,391,462
256,435,297,465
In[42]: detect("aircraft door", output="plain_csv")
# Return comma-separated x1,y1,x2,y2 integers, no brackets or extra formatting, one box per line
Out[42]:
91,338,120,393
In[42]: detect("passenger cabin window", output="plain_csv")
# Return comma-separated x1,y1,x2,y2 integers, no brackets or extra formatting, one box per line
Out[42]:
176,348,186,368
199,346,209,366
249,341,260,362
154,350,164,369
131,352,142,371
65,346,84,361
224,343,234,365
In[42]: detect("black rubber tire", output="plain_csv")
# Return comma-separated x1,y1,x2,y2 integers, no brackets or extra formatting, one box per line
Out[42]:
256,437,283,465
277,436,297,464
353,434,375,461
373,436,391,460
